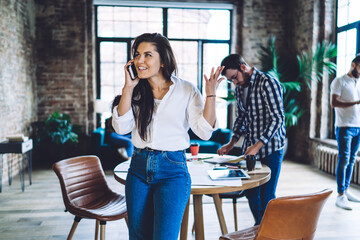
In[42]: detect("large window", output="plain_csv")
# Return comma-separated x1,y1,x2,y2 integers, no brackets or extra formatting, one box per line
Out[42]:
336,0,360,76
95,2,233,128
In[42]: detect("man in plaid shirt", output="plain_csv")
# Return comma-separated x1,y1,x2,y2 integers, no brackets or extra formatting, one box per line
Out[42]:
218,54,286,225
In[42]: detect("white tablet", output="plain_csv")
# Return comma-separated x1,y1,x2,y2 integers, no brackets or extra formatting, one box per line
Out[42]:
207,169,250,181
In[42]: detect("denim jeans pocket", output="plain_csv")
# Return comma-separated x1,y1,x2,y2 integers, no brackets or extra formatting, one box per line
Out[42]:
163,151,186,165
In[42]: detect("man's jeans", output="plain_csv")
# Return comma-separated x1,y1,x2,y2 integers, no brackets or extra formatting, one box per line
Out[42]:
125,148,191,240
108,132,134,157
245,149,283,225
335,127,360,194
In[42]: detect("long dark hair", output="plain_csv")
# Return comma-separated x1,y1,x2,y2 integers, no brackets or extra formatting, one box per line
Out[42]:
131,33,177,141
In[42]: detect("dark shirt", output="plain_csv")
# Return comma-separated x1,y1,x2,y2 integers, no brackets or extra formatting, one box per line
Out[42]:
105,117,115,143
233,68,286,158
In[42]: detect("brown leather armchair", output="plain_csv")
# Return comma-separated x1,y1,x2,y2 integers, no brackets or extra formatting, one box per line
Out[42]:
53,155,127,240
219,189,332,240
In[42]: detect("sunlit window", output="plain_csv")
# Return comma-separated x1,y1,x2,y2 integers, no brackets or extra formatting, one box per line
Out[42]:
336,0,359,76
336,29,357,76
95,4,233,129
337,0,360,27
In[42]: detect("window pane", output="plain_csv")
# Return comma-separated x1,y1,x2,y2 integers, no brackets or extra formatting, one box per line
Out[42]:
97,6,163,38
168,9,230,40
336,28,357,76
337,4,348,27
170,41,198,86
348,0,360,24
337,0,360,27
99,42,127,101
203,43,230,128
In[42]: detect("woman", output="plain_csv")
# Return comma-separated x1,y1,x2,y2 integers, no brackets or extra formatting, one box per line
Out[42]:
112,32,223,240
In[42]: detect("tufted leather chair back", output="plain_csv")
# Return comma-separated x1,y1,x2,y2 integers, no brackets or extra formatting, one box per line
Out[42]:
255,189,332,240
53,155,118,218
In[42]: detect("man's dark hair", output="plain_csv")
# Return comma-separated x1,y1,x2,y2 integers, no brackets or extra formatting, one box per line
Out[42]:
220,54,248,75
352,54,360,64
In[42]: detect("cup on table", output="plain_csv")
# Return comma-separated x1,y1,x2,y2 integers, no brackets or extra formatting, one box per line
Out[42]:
190,143,200,156
245,155,257,171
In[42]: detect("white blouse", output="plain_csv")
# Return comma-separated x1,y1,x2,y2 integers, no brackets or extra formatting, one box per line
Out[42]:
112,75,218,151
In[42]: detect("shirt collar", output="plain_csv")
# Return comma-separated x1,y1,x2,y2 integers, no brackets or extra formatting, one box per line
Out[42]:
249,67,258,84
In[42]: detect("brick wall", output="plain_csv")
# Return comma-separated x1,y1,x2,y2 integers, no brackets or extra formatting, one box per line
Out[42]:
35,0,95,134
0,0,37,182
286,0,335,163
235,0,289,67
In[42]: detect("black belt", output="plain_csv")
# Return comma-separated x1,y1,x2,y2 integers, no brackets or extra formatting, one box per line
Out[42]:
135,147,161,152
137,147,184,153
143,147,160,152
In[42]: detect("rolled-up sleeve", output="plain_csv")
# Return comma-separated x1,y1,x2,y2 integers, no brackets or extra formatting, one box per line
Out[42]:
112,107,135,135
187,87,218,140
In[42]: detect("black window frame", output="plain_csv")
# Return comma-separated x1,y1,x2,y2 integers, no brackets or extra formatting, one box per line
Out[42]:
94,2,234,128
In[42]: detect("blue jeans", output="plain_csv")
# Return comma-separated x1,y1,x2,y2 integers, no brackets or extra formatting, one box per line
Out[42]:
335,127,360,194
245,149,283,225
125,148,191,240
108,132,134,157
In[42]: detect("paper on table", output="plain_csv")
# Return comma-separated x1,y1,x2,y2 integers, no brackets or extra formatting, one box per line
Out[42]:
187,162,242,186
204,155,244,164
186,154,214,161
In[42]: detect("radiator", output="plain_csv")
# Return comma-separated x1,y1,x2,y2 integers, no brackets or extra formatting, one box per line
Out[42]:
316,145,360,185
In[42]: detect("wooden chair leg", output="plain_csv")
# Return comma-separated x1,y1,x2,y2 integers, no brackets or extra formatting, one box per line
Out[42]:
67,216,82,240
233,201,238,231
100,221,106,240
95,220,100,240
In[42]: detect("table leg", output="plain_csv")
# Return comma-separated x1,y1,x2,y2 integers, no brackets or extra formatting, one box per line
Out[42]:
0,154,3,192
8,154,12,185
20,153,25,192
193,194,204,240
212,194,228,234
180,199,190,240
28,151,32,185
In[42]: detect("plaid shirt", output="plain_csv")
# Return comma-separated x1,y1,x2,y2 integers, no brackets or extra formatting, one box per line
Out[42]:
232,68,286,159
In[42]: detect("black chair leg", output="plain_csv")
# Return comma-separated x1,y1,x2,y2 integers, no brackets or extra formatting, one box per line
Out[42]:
233,198,238,231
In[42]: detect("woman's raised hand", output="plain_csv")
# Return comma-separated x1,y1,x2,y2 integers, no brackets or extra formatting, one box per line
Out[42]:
203,66,225,96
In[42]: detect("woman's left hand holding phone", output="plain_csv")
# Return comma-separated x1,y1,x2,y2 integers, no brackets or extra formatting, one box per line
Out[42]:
117,60,139,117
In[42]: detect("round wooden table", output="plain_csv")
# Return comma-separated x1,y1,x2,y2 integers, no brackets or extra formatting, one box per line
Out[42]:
113,154,271,240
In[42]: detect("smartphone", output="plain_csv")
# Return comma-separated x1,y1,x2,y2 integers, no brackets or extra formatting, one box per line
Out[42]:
127,63,138,80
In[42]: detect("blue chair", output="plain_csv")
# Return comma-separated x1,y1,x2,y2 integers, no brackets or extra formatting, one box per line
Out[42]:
91,127,132,169
187,128,232,153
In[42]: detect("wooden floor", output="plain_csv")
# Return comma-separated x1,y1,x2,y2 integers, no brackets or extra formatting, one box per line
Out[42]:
1,159,360,240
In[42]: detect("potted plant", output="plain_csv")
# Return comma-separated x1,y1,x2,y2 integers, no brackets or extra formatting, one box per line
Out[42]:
258,36,337,154
33,111,81,166
258,36,336,129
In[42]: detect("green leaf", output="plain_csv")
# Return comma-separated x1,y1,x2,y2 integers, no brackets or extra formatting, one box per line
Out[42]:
258,36,337,130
